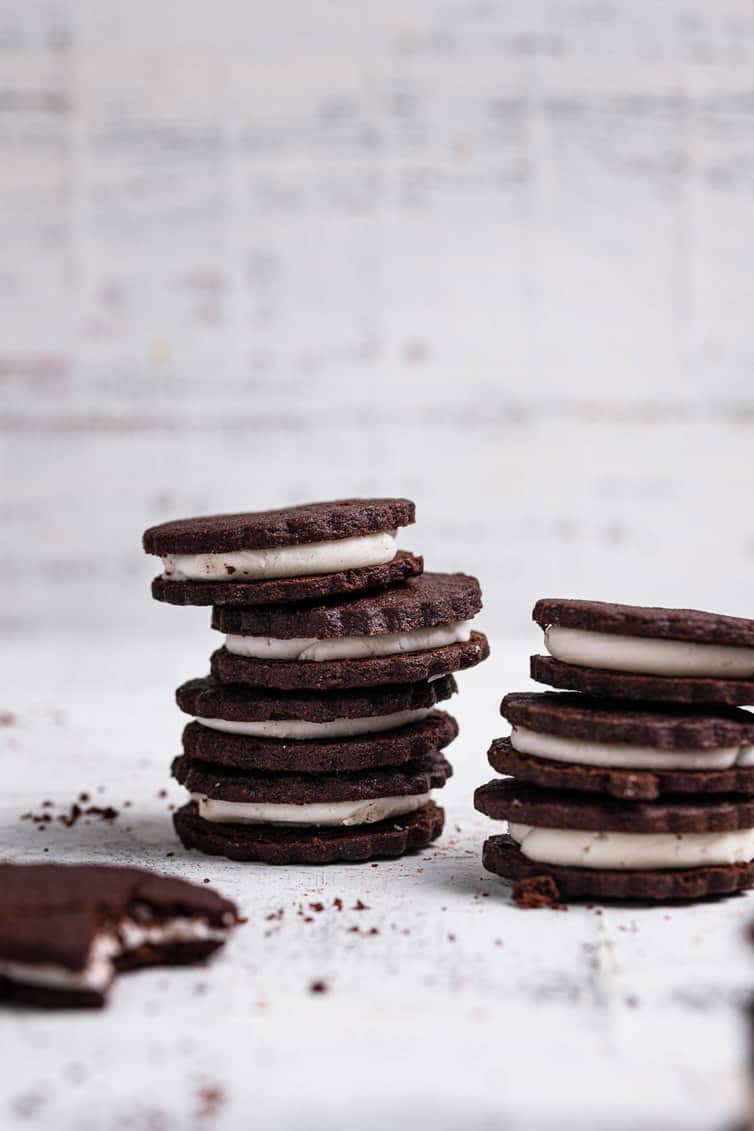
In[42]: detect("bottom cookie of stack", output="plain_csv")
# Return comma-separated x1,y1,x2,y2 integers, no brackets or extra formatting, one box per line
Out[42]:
476,780,754,900
172,674,457,864
475,690,754,902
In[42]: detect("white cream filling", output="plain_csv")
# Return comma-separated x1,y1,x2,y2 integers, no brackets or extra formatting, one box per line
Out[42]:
0,918,231,993
196,706,432,740
162,530,398,581
509,822,754,870
511,725,754,771
193,791,431,827
545,625,754,679
224,620,472,662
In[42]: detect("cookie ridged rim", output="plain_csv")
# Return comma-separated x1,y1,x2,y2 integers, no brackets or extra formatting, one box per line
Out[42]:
172,750,452,804
488,738,754,802
143,498,415,555
531,655,754,707
173,800,444,865
533,598,754,647
482,834,754,901
210,633,489,691
212,572,482,637
501,691,754,749
151,551,423,607
474,778,754,832
176,674,457,723
182,711,459,773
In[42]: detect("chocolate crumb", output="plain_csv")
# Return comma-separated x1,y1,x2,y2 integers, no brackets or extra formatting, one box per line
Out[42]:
309,980,328,994
78,792,90,803
352,900,369,911
158,789,168,798
309,902,325,913
196,1083,225,1119
333,898,343,910
512,875,561,909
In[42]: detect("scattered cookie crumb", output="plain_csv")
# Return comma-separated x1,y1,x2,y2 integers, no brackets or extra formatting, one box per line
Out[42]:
512,875,561,909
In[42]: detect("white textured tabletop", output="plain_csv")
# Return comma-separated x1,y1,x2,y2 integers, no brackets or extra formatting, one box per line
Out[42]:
1,633,752,1131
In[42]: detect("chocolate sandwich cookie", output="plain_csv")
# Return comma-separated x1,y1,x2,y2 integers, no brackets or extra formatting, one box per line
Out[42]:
145,498,421,606
172,750,451,809
0,864,239,1009
475,780,754,901
531,598,754,705
210,573,488,690
176,674,457,740
181,710,459,774
491,692,754,800
174,800,445,865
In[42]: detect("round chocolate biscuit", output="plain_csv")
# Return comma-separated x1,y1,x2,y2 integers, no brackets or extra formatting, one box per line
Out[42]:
172,750,452,804
176,674,457,723
482,834,754,901
531,654,754,707
474,779,754,832
533,597,754,646
501,691,754,749
173,800,445,865
488,738,754,802
213,572,482,638
151,551,423,607
210,632,489,691
182,711,458,773
143,498,415,555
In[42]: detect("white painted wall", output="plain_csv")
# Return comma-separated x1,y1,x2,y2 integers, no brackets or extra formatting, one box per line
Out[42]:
3,0,754,637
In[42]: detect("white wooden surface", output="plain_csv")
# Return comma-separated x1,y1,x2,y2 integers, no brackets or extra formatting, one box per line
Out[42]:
1,632,752,1131
3,0,754,640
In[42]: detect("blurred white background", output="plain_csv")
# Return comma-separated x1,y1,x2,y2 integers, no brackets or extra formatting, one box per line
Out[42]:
3,0,754,640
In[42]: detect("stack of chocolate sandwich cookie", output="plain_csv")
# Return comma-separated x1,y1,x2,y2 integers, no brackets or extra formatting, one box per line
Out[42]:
144,498,488,864
476,598,754,902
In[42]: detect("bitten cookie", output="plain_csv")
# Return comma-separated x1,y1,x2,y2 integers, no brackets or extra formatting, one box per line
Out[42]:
0,864,239,1008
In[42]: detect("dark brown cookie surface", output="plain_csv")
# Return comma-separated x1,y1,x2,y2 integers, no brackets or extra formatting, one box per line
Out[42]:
151,551,423,607
482,834,754,901
213,572,482,638
488,738,754,801
533,597,754,646
502,691,754,749
210,632,489,691
474,778,754,832
531,654,754,706
176,674,457,723
173,800,444,865
143,498,415,555
173,750,451,804
182,711,459,773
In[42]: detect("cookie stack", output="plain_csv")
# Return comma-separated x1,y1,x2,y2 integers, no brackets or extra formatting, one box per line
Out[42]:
476,598,754,902
143,499,488,864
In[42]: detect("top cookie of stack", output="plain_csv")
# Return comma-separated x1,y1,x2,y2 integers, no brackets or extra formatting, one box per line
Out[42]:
144,498,422,607
144,498,489,865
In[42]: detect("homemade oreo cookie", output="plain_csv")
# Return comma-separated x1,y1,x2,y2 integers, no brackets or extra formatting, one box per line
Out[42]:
145,498,421,606
490,692,754,800
476,781,754,901
531,598,754,705
210,572,489,689
0,864,239,1009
